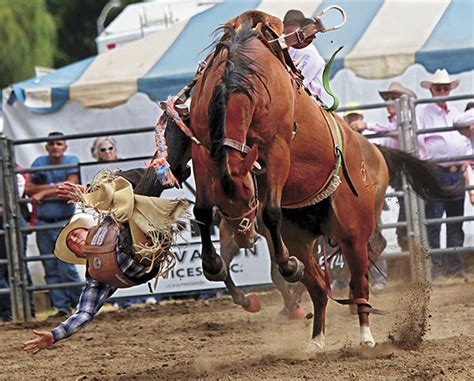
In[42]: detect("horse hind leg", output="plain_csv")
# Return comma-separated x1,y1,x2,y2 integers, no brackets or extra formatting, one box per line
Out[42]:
341,239,376,347
271,263,307,320
281,223,326,352
302,259,328,352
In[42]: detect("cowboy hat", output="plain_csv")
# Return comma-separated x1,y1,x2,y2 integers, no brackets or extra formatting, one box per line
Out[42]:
343,102,364,117
54,213,97,265
420,69,460,90
283,9,314,27
379,81,417,101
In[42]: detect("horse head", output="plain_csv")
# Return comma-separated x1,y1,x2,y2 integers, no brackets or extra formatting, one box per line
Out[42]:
210,144,259,248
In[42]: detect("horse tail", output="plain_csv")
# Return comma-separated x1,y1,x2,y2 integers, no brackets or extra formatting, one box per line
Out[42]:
209,82,235,197
376,145,463,200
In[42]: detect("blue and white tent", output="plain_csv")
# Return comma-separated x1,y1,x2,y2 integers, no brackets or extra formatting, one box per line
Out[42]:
2,0,473,167
6,0,473,114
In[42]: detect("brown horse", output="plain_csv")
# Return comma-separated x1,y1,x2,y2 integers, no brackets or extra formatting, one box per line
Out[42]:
177,11,456,351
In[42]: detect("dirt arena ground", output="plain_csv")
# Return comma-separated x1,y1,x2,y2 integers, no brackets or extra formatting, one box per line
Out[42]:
1,277,473,380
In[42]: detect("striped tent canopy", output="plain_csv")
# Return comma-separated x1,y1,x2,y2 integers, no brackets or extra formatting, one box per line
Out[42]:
8,0,473,114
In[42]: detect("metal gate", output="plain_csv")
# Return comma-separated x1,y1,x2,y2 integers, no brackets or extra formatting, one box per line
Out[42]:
1,93,472,321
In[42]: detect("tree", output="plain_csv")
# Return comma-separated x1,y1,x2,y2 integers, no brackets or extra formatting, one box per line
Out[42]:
0,0,56,89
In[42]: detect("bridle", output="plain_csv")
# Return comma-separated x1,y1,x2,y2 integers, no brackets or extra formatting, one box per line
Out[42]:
218,138,260,234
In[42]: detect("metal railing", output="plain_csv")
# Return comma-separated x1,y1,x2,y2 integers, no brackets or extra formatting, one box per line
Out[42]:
1,93,473,321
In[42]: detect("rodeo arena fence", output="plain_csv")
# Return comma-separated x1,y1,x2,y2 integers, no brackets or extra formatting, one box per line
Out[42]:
1,93,473,322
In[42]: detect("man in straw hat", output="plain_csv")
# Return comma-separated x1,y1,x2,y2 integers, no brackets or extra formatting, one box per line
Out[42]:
417,69,471,280
345,83,417,254
283,9,326,97
23,171,188,354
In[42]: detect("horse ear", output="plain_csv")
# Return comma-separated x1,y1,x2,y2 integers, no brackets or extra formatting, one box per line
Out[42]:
242,145,258,175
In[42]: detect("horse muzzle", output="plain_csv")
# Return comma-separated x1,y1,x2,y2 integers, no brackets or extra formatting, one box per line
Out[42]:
221,201,259,249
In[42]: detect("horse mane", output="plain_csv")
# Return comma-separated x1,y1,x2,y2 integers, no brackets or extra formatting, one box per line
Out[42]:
206,20,268,197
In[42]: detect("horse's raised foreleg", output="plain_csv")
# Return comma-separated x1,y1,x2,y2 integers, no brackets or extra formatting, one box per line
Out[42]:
263,204,304,282
194,200,227,282
219,218,259,311
262,141,305,283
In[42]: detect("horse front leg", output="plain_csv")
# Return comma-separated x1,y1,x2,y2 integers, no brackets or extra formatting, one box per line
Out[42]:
219,218,259,311
194,201,227,282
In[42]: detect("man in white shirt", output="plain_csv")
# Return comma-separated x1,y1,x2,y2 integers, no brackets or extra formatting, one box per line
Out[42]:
283,10,326,97
417,69,471,280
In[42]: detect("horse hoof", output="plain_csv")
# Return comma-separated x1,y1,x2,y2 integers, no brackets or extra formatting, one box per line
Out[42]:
242,293,261,313
305,334,325,354
359,326,375,348
203,264,228,282
280,256,305,283
288,306,306,320
360,340,376,348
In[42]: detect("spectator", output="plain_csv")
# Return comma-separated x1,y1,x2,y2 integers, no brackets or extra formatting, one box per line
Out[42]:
346,83,417,253
283,10,326,97
417,69,472,280
89,137,157,308
454,102,474,204
0,169,36,321
25,132,82,317
90,136,119,162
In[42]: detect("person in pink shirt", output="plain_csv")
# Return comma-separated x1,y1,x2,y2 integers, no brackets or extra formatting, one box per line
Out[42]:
416,69,471,280
347,81,417,149
454,102,474,204
283,10,326,97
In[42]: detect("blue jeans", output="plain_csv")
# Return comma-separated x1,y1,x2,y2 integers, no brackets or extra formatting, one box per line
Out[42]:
36,220,82,313
396,196,409,252
425,169,465,278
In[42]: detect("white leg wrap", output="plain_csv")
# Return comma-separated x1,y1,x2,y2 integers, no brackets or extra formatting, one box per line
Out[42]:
359,325,375,347
306,333,325,354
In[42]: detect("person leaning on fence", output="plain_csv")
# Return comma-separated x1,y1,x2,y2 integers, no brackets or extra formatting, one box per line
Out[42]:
454,102,474,205
90,136,119,162
283,9,326,97
25,132,82,318
23,171,187,354
417,69,472,280
345,83,417,253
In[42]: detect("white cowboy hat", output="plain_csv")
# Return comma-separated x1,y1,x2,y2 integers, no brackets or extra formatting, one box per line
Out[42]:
343,102,364,117
54,213,97,265
420,69,460,90
379,81,417,100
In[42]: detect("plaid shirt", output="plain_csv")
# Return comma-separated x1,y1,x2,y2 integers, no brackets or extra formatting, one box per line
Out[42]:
51,247,150,342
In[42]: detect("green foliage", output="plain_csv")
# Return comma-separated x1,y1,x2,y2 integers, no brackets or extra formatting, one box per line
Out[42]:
0,0,56,89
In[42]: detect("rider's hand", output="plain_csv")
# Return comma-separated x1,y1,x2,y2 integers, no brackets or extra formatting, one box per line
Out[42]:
23,330,54,354
57,182,85,201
